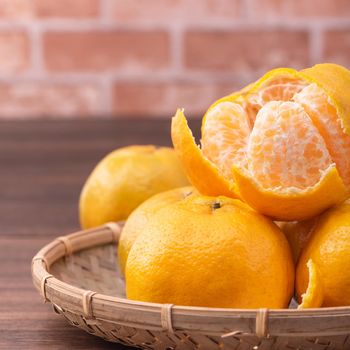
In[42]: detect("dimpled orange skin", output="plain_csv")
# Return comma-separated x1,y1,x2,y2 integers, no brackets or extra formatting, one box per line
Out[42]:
126,195,294,308
79,145,189,229
118,186,194,275
296,201,350,307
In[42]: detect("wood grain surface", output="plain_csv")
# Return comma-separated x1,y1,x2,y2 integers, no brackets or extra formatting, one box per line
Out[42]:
0,119,200,350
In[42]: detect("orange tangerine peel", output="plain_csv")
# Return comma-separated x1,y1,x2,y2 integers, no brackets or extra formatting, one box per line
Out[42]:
232,165,346,221
298,259,324,309
172,64,350,221
300,63,350,134
171,109,239,198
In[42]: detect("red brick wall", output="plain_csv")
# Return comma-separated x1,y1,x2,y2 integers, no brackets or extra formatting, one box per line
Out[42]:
0,0,349,118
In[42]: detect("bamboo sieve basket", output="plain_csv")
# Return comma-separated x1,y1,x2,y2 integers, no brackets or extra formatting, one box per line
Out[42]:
31,223,350,350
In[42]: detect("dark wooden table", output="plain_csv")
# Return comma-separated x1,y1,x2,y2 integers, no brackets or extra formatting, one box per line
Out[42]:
0,119,200,349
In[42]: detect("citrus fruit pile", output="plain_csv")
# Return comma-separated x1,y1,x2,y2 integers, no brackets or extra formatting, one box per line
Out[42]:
81,63,350,310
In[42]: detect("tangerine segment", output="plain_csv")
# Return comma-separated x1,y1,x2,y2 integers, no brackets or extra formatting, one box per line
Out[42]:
201,102,251,178
233,76,305,125
255,76,306,105
298,259,324,309
171,109,239,198
232,165,347,221
248,101,332,189
294,84,350,186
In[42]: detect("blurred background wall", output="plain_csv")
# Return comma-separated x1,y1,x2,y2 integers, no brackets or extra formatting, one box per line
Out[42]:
0,0,348,119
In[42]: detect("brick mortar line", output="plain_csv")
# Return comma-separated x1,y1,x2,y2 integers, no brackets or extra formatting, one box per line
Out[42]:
242,0,253,19
0,72,254,85
99,0,110,22
284,0,293,17
180,20,350,31
309,28,324,65
27,25,43,75
0,19,348,31
169,24,184,74
99,76,113,114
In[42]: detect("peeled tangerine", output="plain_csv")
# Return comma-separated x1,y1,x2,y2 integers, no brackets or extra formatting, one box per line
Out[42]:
126,193,294,308
171,64,350,221
297,201,350,308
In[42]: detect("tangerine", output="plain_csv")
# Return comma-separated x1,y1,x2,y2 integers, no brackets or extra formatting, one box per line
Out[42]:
172,64,350,220
125,193,294,308
80,145,189,228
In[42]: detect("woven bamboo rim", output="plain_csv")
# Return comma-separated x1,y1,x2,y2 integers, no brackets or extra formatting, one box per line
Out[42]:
31,223,350,340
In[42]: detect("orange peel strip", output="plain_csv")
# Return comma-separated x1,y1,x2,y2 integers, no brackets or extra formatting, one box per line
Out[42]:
298,259,324,309
300,63,350,135
232,165,348,221
171,109,239,198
